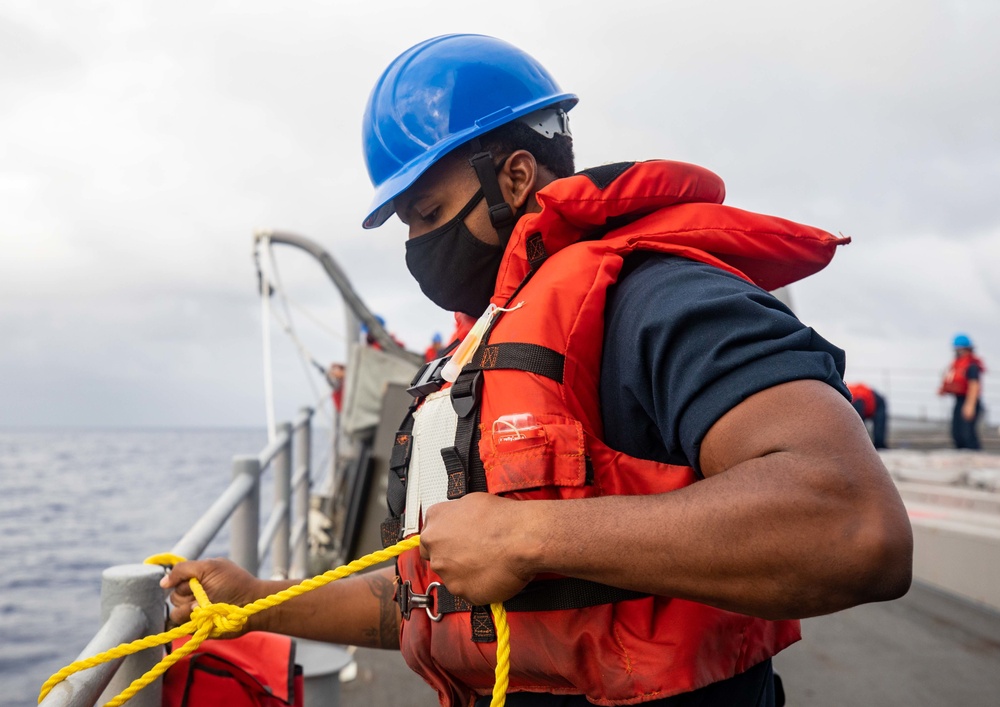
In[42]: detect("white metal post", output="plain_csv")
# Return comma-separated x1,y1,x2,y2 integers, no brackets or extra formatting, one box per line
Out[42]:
96,564,166,707
231,455,260,575
273,422,292,578
293,407,313,576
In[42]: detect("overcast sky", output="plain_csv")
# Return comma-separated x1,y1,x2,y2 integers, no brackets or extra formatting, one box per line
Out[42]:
2,0,999,428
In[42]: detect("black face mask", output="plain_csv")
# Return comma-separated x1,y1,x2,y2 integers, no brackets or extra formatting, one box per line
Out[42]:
405,188,503,316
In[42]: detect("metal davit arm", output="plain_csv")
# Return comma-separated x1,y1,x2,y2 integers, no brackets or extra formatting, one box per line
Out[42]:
254,229,424,367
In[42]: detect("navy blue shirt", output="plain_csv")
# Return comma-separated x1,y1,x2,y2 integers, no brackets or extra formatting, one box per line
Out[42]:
476,255,847,707
601,253,849,474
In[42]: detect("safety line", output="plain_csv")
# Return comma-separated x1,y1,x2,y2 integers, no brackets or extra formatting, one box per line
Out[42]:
39,536,511,707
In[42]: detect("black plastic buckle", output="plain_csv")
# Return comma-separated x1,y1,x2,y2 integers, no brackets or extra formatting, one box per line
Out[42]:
407,356,451,398
488,202,514,229
450,370,483,418
398,580,442,621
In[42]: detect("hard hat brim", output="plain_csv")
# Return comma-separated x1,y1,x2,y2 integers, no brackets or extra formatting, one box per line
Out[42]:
362,94,578,229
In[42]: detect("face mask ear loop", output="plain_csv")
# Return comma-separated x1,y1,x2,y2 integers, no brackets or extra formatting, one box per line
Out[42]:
468,140,517,251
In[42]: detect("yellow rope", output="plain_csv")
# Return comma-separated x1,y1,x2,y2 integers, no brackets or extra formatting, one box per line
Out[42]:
490,603,510,707
38,536,511,707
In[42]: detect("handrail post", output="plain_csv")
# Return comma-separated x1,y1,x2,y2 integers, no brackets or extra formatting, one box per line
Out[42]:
273,422,293,579
97,565,166,707
293,407,313,576
231,455,260,575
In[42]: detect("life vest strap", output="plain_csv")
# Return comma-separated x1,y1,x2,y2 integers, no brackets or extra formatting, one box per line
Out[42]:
471,605,498,643
441,446,468,499
451,370,483,418
502,578,648,613
525,232,548,271
398,577,650,642
380,517,402,548
389,432,412,471
468,342,565,383
387,413,417,520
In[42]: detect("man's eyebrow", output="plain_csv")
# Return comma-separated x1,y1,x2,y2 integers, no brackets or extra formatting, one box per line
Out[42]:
399,191,425,215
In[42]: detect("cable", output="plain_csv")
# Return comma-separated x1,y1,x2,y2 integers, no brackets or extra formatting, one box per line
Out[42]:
265,244,335,427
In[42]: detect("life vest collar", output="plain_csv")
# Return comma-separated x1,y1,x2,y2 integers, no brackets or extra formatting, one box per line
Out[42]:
493,159,850,303
494,160,726,300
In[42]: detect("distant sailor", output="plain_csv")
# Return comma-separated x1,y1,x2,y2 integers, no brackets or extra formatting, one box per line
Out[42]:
939,333,986,450
424,332,444,362
846,382,889,449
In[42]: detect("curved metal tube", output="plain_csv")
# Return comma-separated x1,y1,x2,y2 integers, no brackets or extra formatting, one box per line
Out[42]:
255,229,424,367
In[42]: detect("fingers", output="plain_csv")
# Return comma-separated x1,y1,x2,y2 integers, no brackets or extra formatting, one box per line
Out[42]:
168,599,197,626
160,560,214,625
164,579,197,625
160,560,207,589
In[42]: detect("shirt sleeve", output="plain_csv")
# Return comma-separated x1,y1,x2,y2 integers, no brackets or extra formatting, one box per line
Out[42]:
600,253,849,474
967,363,981,381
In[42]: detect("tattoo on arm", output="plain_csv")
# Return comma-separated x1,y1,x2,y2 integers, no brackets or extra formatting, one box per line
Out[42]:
361,572,401,649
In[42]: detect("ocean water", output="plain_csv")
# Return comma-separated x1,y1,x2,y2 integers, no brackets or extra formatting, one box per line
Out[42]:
0,427,312,706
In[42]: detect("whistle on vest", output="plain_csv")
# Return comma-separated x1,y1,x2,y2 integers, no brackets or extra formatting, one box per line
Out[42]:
441,303,498,383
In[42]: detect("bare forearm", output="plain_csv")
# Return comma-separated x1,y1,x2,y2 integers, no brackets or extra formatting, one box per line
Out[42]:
256,567,401,649
420,382,912,620
513,453,908,619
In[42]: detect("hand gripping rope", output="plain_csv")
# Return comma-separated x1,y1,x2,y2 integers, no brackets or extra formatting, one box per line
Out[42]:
39,536,511,707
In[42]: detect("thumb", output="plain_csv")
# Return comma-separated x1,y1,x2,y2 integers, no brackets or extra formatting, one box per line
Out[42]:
160,560,202,589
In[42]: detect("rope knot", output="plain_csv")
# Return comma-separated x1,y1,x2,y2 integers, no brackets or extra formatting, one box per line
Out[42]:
36,537,499,707
191,602,248,636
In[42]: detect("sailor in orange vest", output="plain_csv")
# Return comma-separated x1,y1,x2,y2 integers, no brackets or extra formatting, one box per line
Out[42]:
325,363,345,413
425,332,444,363
939,334,986,449
162,35,913,707
846,382,888,449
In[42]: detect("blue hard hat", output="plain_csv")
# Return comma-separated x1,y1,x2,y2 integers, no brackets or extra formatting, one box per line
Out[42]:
953,333,973,348
362,34,578,229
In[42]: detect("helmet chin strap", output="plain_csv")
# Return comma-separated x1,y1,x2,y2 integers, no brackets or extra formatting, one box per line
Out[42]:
464,110,570,250
467,139,518,251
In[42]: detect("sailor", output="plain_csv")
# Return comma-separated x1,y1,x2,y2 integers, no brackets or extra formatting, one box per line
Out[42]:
424,332,444,362
846,382,889,449
939,333,986,449
163,34,913,707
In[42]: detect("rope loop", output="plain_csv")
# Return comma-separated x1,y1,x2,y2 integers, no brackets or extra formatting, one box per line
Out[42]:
39,536,510,707
190,602,248,637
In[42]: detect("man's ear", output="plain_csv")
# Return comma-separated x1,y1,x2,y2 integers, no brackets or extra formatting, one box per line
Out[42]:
502,150,538,210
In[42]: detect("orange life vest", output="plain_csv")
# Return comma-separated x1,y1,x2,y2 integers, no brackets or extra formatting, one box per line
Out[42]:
939,353,986,396
847,383,877,418
163,632,302,707
387,161,849,706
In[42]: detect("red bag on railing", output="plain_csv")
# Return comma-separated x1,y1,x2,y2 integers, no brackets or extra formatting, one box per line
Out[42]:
162,632,303,707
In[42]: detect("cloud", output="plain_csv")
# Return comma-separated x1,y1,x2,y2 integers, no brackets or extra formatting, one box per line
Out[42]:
2,0,999,426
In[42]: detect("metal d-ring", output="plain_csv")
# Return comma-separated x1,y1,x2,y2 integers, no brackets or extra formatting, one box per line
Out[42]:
400,580,443,621
413,581,442,622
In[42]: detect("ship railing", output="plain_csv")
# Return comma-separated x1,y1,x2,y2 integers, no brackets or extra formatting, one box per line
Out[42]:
40,407,319,707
